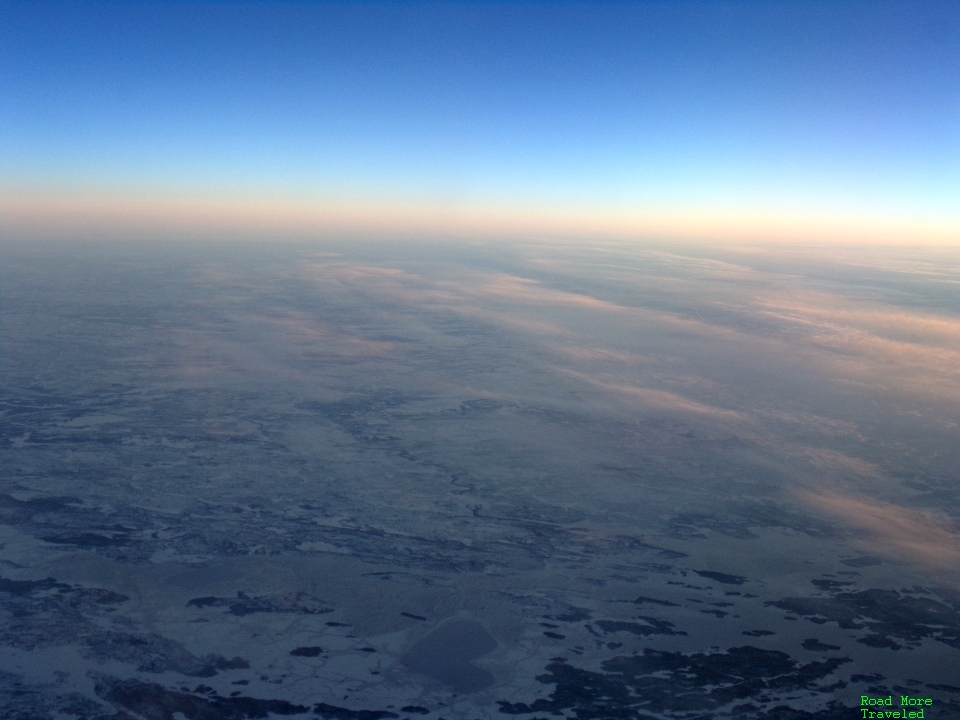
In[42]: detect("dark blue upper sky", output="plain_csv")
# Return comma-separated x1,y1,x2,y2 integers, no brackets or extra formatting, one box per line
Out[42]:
2,1,958,241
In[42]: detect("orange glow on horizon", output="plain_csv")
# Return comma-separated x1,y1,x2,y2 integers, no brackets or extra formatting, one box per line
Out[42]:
1,187,957,246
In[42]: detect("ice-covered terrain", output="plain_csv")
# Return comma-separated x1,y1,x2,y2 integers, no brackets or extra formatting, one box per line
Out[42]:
2,237,959,719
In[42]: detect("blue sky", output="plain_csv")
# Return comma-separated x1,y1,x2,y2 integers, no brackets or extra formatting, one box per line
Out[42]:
1,1,958,242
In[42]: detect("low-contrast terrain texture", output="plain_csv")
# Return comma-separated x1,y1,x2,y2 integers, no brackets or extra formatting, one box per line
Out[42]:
2,238,959,719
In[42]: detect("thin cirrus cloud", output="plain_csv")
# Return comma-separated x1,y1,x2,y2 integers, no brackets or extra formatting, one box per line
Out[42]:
556,368,747,424
173,253,953,492
753,292,960,403
289,256,960,414
128,252,960,580
798,489,960,574
291,260,753,423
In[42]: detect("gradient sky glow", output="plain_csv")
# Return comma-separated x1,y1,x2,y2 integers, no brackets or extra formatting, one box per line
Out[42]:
2,0,958,243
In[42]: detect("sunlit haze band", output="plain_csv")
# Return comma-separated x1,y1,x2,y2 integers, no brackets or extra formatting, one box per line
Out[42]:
2,188,957,245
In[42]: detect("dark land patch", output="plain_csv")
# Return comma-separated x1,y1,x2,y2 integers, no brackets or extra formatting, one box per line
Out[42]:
802,639,841,652
497,645,849,718
693,570,747,585
0,576,244,677
0,575,235,679
187,591,333,616
42,532,130,547
812,579,855,591
314,702,398,719
0,494,79,525
631,595,680,607
0,575,69,596
767,588,960,650
753,703,855,719
87,632,250,676
0,678,138,720
289,646,324,657
594,618,686,637
95,675,307,719
700,608,729,617
926,683,960,693
545,607,591,622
